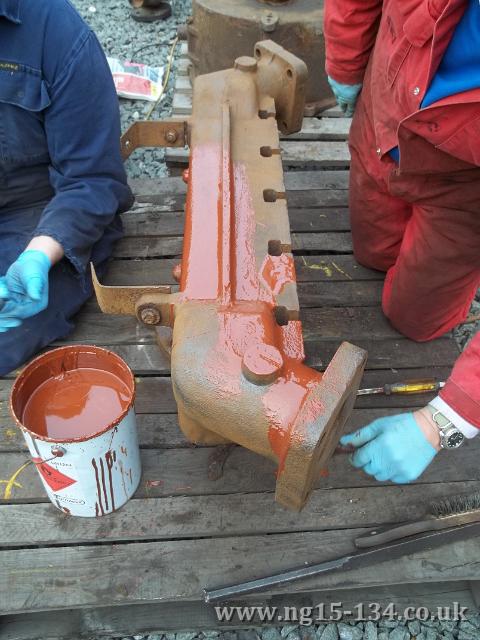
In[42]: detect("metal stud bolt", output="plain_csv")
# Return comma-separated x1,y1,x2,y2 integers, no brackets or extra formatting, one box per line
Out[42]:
165,129,178,144
139,307,162,325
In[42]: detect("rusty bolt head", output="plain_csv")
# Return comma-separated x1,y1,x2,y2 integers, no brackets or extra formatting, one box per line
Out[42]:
182,168,190,184
172,263,182,283
165,129,178,144
234,56,257,73
242,343,284,385
139,306,162,326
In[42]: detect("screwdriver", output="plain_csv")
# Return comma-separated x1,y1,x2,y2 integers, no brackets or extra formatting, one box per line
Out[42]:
357,379,445,396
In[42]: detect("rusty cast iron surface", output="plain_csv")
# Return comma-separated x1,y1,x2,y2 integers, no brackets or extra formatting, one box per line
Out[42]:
94,41,367,511
187,0,334,116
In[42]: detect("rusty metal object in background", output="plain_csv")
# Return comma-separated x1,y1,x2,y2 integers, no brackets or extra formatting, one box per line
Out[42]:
187,0,334,116
96,41,367,511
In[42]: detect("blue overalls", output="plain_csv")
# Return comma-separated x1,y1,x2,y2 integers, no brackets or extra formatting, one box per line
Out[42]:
0,0,133,375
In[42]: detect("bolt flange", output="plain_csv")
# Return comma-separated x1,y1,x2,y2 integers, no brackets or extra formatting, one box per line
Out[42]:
139,306,162,325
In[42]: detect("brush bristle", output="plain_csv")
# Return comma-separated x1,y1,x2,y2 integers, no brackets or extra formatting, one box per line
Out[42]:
430,492,480,518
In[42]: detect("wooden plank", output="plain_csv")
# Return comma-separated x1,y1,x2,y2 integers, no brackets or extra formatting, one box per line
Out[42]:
1,529,479,614
1,430,478,503
0,365,452,451
102,256,382,288
282,117,351,141
1,482,476,547
177,56,191,77
113,231,353,258
166,140,351,168
174,74,192,95
9,339,452,376
55,304,401,346
122,205,352,236
172,92,192,115
0,407,430,453
2,582,474,639
129,171,350,198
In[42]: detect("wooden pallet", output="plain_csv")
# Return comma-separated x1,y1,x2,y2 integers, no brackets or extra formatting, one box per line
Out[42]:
1,51,479,637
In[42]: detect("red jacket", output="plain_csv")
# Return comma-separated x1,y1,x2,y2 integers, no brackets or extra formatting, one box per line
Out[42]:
324,0,480,430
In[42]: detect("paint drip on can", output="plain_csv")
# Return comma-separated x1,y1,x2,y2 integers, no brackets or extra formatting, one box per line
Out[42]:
10,345,142,517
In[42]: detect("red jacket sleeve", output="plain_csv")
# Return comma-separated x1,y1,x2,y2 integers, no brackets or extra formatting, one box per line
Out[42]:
440,332,480,429
324,0,383,85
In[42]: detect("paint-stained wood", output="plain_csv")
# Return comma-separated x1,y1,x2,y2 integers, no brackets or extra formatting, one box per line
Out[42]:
1,482,477,547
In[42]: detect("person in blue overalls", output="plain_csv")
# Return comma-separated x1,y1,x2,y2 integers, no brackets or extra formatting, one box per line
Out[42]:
0,0,133,375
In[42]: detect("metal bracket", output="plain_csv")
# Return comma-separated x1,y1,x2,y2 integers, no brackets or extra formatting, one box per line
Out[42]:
120,119,190,160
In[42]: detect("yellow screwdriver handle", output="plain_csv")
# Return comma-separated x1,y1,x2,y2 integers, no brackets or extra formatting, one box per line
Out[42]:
385,379,443,395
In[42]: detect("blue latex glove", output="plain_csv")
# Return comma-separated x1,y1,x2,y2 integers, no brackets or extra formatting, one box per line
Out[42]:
327,76,363,117
0,250,52,333
340,413,438,483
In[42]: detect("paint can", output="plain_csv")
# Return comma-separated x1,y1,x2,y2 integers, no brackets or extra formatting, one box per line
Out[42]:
10,345,141,517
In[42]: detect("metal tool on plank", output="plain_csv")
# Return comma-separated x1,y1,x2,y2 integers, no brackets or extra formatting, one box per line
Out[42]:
204,492,480,602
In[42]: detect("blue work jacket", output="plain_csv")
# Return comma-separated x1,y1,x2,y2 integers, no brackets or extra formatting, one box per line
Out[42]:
0,0,133,276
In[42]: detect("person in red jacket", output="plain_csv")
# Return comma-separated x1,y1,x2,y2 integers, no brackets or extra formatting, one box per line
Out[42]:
325,0,480,482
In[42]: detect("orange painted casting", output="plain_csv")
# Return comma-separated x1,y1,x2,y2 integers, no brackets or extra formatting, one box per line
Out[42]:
94,41,367,510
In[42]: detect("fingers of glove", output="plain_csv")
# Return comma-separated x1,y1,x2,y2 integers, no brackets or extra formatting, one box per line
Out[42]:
344,104,355,117
16,262,47,301
0,277,9,300
340,420,384,448
0,317,22,331
363,461,381,478
351,442,378,469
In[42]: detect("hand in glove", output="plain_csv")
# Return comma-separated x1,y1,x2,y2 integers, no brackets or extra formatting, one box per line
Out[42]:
327,76,363,117
340,412,438,483
0,250,52,333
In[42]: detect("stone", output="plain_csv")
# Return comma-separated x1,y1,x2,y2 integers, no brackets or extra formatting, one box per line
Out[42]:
408,620,422,636
424,629,440,640
377,633,389,640
202,633,220,640
281,627,299,638
237,632,260,640
299,627,316,640
364,621,378,640
388,627,409,640
458,622,479,636
176,633,198,640
439,621,458,633
319,624,339,640
337,623,363,640
262,629,282,640
286,632,301,640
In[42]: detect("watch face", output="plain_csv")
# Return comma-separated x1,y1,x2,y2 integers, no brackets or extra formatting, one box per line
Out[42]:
445,430,465,449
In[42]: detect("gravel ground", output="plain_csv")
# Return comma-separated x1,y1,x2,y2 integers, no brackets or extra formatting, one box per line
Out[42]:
69,3,478,639
73,0,191,178
90,616,480,640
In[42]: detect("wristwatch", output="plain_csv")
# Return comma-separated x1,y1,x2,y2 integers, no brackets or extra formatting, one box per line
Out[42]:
426,404,465,449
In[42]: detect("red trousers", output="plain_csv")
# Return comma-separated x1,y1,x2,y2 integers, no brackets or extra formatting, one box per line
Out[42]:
349,98,480,342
